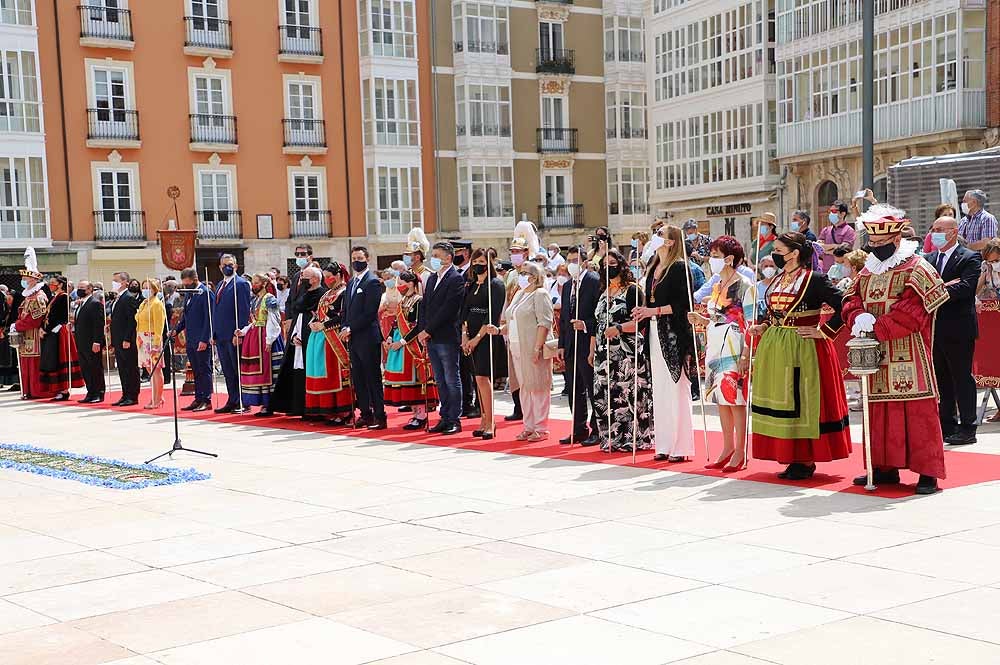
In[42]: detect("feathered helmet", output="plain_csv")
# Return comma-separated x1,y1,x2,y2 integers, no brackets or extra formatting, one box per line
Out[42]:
19,247,42,281
404,227,430,257
856,204,910,237
509,218,540,257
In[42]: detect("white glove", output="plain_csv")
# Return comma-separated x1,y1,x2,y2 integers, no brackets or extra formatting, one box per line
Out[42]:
851,312,876,338
52,324,62,334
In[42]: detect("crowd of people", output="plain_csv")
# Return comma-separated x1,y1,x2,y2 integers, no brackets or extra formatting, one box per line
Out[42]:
2,188,998,496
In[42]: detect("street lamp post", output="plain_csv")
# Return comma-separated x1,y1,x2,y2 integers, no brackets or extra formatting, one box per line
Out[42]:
862,1,875,206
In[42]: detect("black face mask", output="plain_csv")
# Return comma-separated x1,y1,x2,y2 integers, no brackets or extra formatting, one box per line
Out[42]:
454,253,467,266
277,284,286,291
128,284,140,294
471,264,487,275
606,264,621,279
76,288,88,298
352,260,368,274
868,243,896,262
772,253,787,270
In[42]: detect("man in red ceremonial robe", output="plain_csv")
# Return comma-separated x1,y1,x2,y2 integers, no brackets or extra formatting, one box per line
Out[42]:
842,205,949,495
12,248,52,400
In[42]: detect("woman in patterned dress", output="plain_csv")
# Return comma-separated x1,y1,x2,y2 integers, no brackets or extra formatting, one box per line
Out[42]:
237,273,284,417
384,272,439,429
688,236,753,471
590,248,653,453
134,278,165,409
304,263,354,425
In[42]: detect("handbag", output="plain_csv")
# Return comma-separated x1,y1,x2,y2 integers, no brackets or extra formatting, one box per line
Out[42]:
542,336,559,359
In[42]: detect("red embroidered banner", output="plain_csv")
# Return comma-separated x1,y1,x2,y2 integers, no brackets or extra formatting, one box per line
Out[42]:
158,229,197,271
974,301,1000,388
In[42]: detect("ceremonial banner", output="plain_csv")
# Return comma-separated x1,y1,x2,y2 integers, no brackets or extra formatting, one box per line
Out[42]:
974,301,1000,389
158,229,197,270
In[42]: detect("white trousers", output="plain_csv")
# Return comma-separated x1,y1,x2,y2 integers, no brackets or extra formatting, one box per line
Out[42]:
522,389,551,434
650,318,695,457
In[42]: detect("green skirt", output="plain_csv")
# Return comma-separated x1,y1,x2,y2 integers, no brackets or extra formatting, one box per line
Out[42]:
751,327,821,440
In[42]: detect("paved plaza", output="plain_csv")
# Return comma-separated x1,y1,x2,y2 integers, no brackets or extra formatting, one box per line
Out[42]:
1,386,1000,665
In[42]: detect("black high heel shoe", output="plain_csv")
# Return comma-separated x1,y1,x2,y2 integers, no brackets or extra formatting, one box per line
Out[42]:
480,429,494,441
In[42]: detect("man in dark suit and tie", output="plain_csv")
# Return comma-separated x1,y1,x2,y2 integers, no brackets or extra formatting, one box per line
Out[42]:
109,272,141,406
73,280,106,403
558,246,601,445
213,254,252,414
418,241,466,435
341,246,387,429
927,215,982,445
451,239,479,419
172,268,214,412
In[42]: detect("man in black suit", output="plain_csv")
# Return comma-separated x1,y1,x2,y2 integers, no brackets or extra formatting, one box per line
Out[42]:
418,241,466,435
341,246,387,429
109,272,141,406
451,239,479,419
558,246,601,445
73,280,106,403
927,215,982,445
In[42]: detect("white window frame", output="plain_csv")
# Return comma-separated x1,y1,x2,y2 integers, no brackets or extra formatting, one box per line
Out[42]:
0,156,48,241
287,163,328,235
539,20,563,56
452,1,509,56
279,0,318,31
283,73,324,145
366,165,422,236
0,50,41,133
361,0,417,59
0,0,35,27
455,80,510,138
362,77,420,146
457,160,514,221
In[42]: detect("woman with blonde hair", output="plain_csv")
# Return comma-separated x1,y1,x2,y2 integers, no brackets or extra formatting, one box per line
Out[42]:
135,277,166,409
487,260,554,441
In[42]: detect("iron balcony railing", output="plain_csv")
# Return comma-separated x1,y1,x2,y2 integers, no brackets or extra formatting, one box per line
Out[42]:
184,16,232,50
538,204,584,229
604,49,645,63
78,4,133,42
190,114,238,144
606,126,648,139
454,40,509,55
457,123,512,138
93,210,145,242
195,210,242,239
289,209,331,238
86,108,139,141
536,48,575,74
283,119,326,147
536,127,578,153
279,25,323,56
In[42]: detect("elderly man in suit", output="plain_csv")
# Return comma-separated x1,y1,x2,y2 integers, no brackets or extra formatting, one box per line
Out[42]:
213,254,252,414
341,246,387,429
110,272,141,407
927,215,983,445
557,245,602,445
418,241,466,435
73,280,106,403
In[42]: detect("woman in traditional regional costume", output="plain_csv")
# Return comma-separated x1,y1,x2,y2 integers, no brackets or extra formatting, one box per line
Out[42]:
591,248,653,453
237,273,284,417
462,249,507,440
976,239,1000,422
272,266,325,417
304,263,354,425
135,278,167,409
747,232,852,480
384,272,439,430
632,225,697,462
0,285,18,390
688,236,753,472
39,275,83,401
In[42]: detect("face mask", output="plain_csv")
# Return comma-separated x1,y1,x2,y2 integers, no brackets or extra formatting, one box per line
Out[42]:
277,283,286,291
762,267,777,279
630,266,642,280
128,284,140,294
606,265,621,279
961,202,971,215
790,221,801,232
111,280,121,292
222,265,235,277
454,253,466,267
869,243,897,262
772,253,787,269
630,239,639,249
471,264,487,276
930,232,948,249
829,213,840,225
352,260,368,274
556,275,569,286
989,261,1000,270
548,249,558,258
76,288,88,298
402,254,413,268
20,279,28,289
686,232,697,241
517,274,530,289
295,257,308,269
709,256,727,274
642,235,665,263
567,262,581,278
510,253,525,267
141,288,151,300
385,279,397,289
759,225,771,238
429,257,443,271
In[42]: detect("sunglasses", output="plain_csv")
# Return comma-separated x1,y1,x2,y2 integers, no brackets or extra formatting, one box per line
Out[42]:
294,251,309,257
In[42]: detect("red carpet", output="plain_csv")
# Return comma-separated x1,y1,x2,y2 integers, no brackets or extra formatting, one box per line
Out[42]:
59,388,1000,498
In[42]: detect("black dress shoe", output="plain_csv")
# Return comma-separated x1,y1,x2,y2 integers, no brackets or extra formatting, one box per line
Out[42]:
853,468,901,486
354,417,372,429
653,453,669,461
192,402,211,412
6,384,20,392
428,420,448,433
472,430,485,438
580,434,601,447
118,399,138,407
51,393,69,402
367,418,388,431
110,399,126,407
441,421,462,435
784,463,817,481
254,409,274,418
214,404,236,414
559,432,590,445
463,408,482,420
402,418,427,431
915,475,940,495
82,396,103,404
78,395,94,403
504,411,523,422
480,431,494,440
230,406,249,415
945,429,977,446
181,401,200,411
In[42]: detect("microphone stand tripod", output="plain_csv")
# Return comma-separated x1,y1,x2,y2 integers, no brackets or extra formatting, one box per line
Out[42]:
145,335,218,464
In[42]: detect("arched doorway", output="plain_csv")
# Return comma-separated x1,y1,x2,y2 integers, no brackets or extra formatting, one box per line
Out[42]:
816,180,839,229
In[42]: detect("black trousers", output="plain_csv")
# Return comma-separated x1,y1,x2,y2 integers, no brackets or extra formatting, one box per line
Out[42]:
115,342,140,400
934,336,978,432
77,344,106,398
350,336,385,420
460,353,476,409
564,338,598,437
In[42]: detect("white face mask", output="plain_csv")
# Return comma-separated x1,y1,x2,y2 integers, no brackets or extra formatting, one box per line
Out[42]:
641,235,665,263
761,267,777,279
567,262,581,278
517,274,530,290
961,202,971,215
556,275,569,287
111,280,121,292
548,249,558,258
708,257,727,274
990,261,1000,271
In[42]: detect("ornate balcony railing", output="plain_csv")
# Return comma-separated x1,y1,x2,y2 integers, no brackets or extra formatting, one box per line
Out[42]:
184,16,232,51
538,204,584,229
279,25,322,57
93,210,145,242
537,127,578,153
87,108,139,142
536,48,575,74
289,209,331,238
196,210,242,239
79,5,133,42
283,119,326,147
190,114,238,145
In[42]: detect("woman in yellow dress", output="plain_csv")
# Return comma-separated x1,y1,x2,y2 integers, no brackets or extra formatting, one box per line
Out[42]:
135,278,166,409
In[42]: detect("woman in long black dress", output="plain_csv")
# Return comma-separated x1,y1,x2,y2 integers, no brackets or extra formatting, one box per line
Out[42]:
272,266,325,417
462,248,507,440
